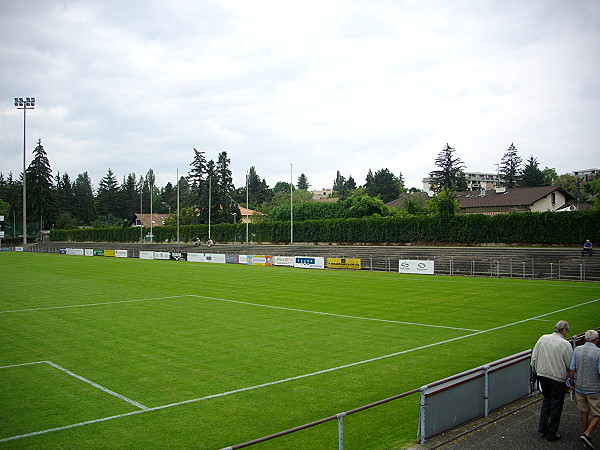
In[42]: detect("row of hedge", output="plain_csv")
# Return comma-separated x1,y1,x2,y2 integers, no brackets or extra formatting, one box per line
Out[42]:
49,211,599,245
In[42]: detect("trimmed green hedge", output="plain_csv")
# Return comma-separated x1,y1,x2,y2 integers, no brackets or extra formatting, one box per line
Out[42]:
49,211,599,245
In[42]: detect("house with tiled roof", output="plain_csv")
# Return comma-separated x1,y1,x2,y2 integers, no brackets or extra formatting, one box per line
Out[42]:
238,207,266,223
454,186,574,215
131,213,171,227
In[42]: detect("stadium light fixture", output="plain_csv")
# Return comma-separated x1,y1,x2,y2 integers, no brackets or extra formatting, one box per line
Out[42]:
14,97,35,245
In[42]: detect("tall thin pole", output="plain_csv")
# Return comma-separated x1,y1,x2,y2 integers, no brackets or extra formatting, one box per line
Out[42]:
245,172,249,244
176,169,180,251
140,176,143,244
208,175,212,240
14,97,35,245
149,174,153,242
22,106,26,244
290,163,293,244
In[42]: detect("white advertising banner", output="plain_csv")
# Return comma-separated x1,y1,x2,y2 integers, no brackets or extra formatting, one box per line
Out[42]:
273,256,295,267
398,259,435,275
294,256,325,269
115,250,128,258
187,252,203,262
15,247,24,252
67,248,84,256
140,251,154,260
154,251,171,260
204,253,226,264
186,253,226,263
238,255,250,264
84,249,94,256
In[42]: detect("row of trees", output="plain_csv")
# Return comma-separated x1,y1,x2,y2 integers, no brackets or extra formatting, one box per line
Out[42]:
1,140,598,237
428,143,578,194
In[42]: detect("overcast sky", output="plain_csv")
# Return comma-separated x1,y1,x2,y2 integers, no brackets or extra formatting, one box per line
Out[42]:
1,0,599,193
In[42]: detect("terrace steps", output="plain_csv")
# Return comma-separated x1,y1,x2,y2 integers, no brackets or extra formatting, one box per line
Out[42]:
30,242,599,281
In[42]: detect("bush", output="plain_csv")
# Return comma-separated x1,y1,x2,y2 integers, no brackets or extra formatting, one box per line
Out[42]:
49,211,600,246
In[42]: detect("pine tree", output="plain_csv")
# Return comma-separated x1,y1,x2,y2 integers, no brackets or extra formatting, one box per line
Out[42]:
520,156,547,187
96,168,119,217
215,151,239,223
500,143,522,188
429,144,467,193
72,172,96,225
117,173,140,219
26,139,57,228
297,173,310,190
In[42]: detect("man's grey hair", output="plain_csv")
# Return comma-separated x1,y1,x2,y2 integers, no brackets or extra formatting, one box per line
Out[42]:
584,330,598,342
554,320,569,333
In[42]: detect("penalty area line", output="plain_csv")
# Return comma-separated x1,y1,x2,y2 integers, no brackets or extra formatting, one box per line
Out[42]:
0,295,194,314
191,294,481,332
2,297,598,444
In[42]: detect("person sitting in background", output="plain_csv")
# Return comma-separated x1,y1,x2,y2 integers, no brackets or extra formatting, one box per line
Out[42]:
582,240,593,257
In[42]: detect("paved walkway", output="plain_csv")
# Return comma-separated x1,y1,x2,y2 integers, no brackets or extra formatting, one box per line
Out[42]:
411,393,594,450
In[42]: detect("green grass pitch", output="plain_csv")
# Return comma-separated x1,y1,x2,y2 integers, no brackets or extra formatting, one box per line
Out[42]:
1,252,598,449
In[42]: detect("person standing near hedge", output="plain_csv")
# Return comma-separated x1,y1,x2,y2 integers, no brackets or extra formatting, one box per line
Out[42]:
531,320,574,442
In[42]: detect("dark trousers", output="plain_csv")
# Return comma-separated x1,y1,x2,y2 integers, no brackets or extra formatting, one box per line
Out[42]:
538,376,567,437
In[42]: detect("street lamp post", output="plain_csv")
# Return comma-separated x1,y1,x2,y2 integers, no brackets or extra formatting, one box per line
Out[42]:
14,97,35,245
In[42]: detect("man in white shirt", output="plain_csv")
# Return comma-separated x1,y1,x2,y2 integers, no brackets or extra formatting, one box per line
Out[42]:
531,320,573,442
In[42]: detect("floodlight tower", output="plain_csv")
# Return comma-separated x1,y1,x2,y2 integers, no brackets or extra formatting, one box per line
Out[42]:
14,97,35,245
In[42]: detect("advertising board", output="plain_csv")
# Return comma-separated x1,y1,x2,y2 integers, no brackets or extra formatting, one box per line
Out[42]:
140,251,154,260
115,250,128,258
153,251,171,260
273,256,295,267
327,257,361,270
294,256,325,269
398,259,434,275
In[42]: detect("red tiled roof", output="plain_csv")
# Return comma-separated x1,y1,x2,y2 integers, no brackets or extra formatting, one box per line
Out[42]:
239,207,266,216
133,213,171,227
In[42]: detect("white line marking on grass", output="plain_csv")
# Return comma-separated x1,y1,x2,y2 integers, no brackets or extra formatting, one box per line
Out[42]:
191,295,482,332
0,361,47,369
44,361,148,410
0,295,190,314
3,297,597,444
0,360,147,411
0,293,480,332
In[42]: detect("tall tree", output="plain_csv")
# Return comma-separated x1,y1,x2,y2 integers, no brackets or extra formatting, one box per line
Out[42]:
118,173,140,219
246,166,272,208
297,173,310,190
55,172,74,215
72,172,96,225
365,168,404,203
214,151,239,223
520,156,546,187
0,172,22,223
345,175,357,191
333,171,346,193
26,139,57,228
429,144,467,193
500,143,522,188
96,168,119,217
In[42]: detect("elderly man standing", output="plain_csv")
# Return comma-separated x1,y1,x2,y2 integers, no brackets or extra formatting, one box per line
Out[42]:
531,320,573,442
569,329,600,450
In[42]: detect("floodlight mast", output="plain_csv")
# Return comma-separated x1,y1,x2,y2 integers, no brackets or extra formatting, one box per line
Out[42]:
14,97,35,245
